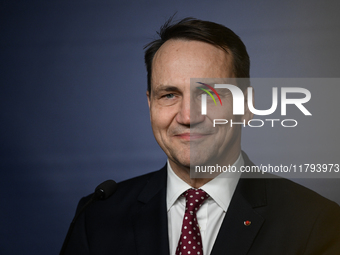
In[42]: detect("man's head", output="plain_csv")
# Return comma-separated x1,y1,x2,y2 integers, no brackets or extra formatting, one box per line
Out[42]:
144,17,253,176
144,17,250,95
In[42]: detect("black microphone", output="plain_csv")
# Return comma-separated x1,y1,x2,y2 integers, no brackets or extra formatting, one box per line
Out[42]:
94,179,118,200
60,180,117,255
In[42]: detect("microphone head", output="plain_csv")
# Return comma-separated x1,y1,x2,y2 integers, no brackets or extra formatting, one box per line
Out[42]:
94,180,117,200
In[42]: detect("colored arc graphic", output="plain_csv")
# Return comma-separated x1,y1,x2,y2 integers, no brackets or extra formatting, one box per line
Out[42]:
198,87,217,105
197,82,223,106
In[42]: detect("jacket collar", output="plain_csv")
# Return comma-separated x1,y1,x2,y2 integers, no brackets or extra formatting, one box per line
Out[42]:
211,151,267,255
133,165,170,255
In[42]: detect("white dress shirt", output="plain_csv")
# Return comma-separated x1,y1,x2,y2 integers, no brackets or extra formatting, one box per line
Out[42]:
167,153,244,255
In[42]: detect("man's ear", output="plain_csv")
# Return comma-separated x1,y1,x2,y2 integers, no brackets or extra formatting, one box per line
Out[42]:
146,90,151,109
243,87,254,122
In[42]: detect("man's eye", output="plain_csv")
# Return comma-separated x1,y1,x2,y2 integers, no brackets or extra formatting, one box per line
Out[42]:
165,93,175,99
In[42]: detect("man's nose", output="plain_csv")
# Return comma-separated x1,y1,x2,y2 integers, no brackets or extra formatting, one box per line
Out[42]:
176,94,205,126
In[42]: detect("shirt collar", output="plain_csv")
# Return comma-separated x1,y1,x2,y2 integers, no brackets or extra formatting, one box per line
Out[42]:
166,160,192,211
166,153,243,212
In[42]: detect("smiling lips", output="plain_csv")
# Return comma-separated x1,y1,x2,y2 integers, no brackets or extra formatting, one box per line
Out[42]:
175,132,209,141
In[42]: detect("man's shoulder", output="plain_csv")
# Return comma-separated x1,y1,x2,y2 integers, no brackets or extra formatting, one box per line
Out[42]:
241,151,339,210
115,165,167,198
261,176,340,220
117,167,165,191
266,176,335,202
79,165,167,210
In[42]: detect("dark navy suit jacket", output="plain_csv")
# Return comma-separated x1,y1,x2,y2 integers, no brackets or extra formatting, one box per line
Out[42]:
63,152,340,254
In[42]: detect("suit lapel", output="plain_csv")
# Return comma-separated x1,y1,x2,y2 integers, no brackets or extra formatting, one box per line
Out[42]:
211,178,266,255
133,166,170,255
211,152,267,255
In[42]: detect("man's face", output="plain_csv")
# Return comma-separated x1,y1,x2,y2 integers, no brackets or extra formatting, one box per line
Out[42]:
147,39,252,171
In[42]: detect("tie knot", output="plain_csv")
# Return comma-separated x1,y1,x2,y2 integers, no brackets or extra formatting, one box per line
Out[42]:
183,189,209,214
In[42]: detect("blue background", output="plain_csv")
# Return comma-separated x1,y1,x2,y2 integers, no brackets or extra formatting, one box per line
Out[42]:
1,1,340,254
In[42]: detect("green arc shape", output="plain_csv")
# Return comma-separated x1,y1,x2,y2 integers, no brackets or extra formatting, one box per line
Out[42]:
198,87,217,105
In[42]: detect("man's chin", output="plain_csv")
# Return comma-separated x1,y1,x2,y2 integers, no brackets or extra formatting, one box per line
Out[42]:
167,146,218,170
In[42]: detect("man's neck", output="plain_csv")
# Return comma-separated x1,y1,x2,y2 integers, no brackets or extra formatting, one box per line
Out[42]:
170,165,212,188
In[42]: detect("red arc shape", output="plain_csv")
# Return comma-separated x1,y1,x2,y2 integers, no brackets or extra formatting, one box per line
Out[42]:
197,82,223,106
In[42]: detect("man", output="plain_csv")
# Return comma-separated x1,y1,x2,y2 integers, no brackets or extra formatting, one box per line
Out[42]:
62,17,340,255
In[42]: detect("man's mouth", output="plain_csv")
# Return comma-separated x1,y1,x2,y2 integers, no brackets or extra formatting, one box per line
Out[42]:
175,132,209,141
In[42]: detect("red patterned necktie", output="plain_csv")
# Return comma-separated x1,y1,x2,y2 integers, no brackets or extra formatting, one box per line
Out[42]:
175,188,209,255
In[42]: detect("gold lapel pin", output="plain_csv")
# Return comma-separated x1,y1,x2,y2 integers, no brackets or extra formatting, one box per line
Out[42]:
244,220,251,226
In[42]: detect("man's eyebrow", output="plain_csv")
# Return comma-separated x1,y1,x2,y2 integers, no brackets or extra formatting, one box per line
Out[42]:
196,85,214,90
153,85,181,93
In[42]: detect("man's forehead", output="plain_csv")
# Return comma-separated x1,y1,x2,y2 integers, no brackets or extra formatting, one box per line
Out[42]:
151,40,234,89
153,39,229,63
